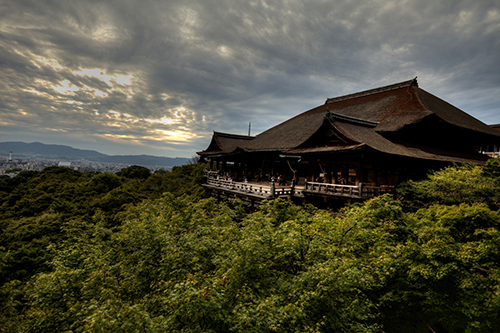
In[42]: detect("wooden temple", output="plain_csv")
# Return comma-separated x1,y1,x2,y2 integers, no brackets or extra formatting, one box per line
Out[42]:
197,78,500,208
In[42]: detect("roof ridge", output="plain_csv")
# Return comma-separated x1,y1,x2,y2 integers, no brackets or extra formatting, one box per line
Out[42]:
214,131,255,140
325,77,418,105
326,111,379,127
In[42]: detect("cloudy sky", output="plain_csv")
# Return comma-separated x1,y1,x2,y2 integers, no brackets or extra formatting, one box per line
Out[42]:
1,0,499,157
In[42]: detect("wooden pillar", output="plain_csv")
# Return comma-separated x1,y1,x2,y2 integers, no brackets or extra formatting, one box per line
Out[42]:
325,163,331,183
332,161,337,184
308,162,314,182
292,161,298,184
356,160,362,186
373,164,378,186
235,162,240,180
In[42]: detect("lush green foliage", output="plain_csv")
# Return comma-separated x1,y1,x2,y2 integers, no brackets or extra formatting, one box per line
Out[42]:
1,160,500,332
0,164,207,284
397,161,500,210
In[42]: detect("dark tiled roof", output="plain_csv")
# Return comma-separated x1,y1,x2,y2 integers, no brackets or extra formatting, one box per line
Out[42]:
285,143,487,164
242,78,432,147
416,89,500,136
198,78,500,163
325,78,417,104
286,144,365,154
326,111,378,127
323,80,431,132
198,132,254,155
246,112,325,150
323,121,489,164
332,122,410,156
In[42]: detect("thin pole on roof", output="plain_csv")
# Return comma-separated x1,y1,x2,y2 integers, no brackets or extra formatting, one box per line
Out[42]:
248,122,251,136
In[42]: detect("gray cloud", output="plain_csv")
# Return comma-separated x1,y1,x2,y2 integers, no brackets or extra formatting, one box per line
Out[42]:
1,0,499,157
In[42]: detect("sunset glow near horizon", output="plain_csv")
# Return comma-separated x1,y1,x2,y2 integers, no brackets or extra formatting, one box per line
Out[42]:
1,0,499,157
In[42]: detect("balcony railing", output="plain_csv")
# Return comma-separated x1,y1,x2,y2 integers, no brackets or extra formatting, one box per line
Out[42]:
205,178,294,198
304,181,394,198
203,172,392,200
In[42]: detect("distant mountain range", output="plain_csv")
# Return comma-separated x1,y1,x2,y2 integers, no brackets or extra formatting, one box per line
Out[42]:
0,142,191,167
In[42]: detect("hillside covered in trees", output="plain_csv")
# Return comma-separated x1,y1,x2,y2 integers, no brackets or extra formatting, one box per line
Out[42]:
1,160,500,332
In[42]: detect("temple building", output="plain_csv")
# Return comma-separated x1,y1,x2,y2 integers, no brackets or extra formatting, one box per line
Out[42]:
197,78,500,207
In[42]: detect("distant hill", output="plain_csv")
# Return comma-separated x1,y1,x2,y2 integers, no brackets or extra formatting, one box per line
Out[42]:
98,155,190,166
1,141,107,158
0,142,190,167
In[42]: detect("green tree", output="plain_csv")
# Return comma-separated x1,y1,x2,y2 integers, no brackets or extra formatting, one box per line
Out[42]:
380,203,500,332
482,158,500,179
116,165,151,179
14,196,405,332
397,163,499,210
88,172,122,193
3,160,500,332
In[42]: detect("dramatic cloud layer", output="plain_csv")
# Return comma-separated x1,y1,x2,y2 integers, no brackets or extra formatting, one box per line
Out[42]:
1,0,499,157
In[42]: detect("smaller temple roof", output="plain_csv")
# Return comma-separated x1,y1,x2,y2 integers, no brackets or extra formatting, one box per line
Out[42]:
198,132,254,155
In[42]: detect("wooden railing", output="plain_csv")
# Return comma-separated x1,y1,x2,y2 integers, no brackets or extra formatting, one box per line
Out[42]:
305,182,360,196
304,182,394,198
204,172,392,200
204,170,220,178
206,178,270,198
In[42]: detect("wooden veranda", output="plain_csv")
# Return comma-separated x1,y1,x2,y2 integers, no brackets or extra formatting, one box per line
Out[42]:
203,172,394,209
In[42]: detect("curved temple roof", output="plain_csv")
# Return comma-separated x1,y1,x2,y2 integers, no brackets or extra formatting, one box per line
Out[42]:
199,78,500,164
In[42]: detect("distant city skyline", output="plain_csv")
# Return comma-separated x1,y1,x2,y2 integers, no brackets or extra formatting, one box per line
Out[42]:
0,142,191,167
0,154,174,177
1,0,499,157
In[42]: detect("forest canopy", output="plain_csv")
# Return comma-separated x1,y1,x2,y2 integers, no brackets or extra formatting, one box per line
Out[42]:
1,160,500,332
